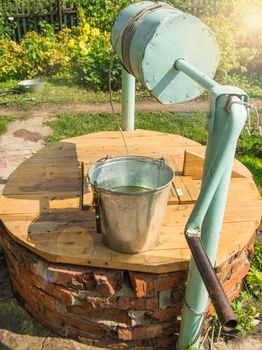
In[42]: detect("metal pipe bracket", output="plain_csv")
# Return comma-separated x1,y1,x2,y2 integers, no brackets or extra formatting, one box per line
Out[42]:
207,86,248,134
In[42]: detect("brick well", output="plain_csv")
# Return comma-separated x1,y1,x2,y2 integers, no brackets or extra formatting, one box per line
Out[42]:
0,225,257,350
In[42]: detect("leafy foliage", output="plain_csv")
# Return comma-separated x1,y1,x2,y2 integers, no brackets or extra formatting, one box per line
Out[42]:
237,133,262,193
0,10,121,90
246,241,262,298
0,0,262,89
78,0,131,32
0,116,15,135
222,239,262,338
231,290,260,336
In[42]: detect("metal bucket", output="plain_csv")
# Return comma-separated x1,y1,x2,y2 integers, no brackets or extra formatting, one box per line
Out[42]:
88,156,174,253
18,79,45,93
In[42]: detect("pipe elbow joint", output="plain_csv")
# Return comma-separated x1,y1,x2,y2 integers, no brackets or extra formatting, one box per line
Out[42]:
184,225,201,238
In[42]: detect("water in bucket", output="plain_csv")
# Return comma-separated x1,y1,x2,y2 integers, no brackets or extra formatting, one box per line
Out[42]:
88,156,174,253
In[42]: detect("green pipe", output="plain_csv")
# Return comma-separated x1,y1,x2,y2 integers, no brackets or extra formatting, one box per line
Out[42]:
175,59,219,91
121,67,136,131
177,95,247,349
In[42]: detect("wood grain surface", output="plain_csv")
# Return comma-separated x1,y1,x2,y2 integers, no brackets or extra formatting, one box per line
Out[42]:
0,130,261,273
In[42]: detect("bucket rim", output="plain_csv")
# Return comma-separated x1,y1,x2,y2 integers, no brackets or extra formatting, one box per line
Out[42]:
87,155,174,196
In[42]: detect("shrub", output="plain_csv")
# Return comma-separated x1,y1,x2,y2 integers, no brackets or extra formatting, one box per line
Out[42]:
78,0,131,32
0,38,27,81
0,0,262,89
0,22,70,81
68,18,121,90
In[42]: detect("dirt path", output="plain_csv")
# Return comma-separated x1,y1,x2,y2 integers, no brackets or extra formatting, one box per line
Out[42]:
0,116,52,195
0,99,261,118
0,100,209,118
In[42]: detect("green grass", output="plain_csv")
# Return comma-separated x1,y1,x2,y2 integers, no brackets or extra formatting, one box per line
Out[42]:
0,114,32,135
0,116,15,135
238,155,262,193
0,81,115,109
46,111,261,191
0,80,152,110
237,134,262,193
46,111,207,144
223,74,262,99
1,74,262,111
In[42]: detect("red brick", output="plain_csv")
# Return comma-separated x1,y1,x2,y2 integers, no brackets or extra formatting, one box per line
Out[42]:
1,227,50,280
207,264,249,316
118,321,178,340
117,295,159,310
17,264,77,306
129,271,186,297
78,336,133,350
10,275,40,315
79,332,157,350
246,234,256,260
48,264,95,290
217,253,248,283
152,334,178,349
222,263,250,293
216,264,233,284
85,295,113,308
231,256,249,276
45,308,106,337
171,287,185,305
4,250,19,275
84,294,158,311
52,286,76,305
227,283,242,301
68,304,132,325
146,305,181,322
247,244,255,260
27,303,74,337
31,286,56,310
94,269,123,296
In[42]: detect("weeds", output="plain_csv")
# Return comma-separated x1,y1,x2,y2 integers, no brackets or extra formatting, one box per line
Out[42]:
0,115,15,135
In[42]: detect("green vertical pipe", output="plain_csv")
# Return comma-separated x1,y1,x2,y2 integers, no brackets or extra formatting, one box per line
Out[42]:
122,67,136,131
177,96,247,350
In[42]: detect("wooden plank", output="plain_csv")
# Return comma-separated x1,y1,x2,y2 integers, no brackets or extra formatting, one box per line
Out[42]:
50,0,54,24
56,0,62,31
165,156,181,173
0,130,261,273
62,0,67,26
80,162,93,210
21,0,27,35
69,0,74,26
163,201,262,227
8,1,15,41
1,215,259,273
183,150,252,180
3,174,81,195
173,176,194,204
180,176,199,202
0,192,81,215
183,150,204,180
168,185,179,205
32,0,38,31
26,0,31,31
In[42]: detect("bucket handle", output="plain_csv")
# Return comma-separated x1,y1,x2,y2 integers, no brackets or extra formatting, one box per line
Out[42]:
95,155,112,164
93,190,101,233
